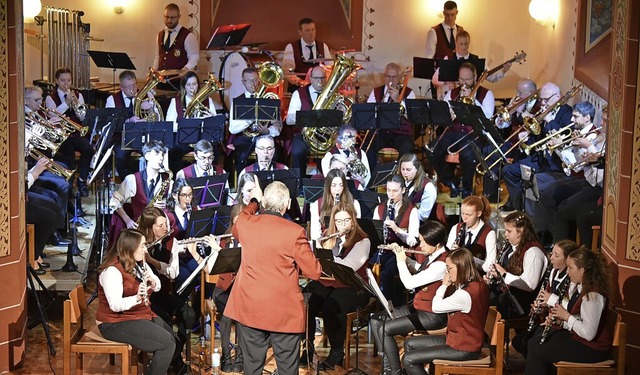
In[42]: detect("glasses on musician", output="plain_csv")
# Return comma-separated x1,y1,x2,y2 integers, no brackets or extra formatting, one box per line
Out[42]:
179,193,193,198
311,76,326,81
256,146,275,152
540,93,558,102
196,154,215,161
340,133,356,140
334,218,352,225
243,78,259,83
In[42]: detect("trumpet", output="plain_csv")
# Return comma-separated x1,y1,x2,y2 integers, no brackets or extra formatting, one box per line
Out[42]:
41,106,88,136
520,123,574,155
27,148,76,180
65,90,87,119
377,243,430,255
177,233,233,246
562,150,605,171
547,126,602,153
521,83,583,140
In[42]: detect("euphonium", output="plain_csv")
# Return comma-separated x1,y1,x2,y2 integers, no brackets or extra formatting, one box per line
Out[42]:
25,125,62,155
185,73,222,118
243,62,284,137
522,83,583,138
303,54,358,154
341,136,369,182
134,68,166,121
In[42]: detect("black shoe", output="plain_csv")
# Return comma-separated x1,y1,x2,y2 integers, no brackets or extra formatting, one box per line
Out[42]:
49,232,72,246
222,361,233,373
500,202,515,212
38,262,50,269
231,360,244,373
318,350,344,370
172,359,188,375
77,179,89,197
33,267,46,275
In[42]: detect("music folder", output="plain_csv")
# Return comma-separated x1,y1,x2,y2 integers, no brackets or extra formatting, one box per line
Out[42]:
405,99,453,127
207,23,252,49
367,161,397,189
177,115,225,145
412,57,438,79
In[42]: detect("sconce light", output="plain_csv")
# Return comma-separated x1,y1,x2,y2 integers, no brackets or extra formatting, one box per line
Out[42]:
24,0,42,23
113,0,125,14
529,0,558,27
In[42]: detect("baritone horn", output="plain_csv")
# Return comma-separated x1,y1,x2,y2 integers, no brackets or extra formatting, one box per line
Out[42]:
185,73,222,118
134,68,166,121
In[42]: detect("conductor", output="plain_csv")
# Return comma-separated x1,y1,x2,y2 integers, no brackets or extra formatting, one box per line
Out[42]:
224,177,322,375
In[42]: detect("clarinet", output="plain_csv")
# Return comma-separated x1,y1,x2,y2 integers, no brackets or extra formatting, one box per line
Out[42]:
383,199,395,244
454,222,467,249
136,259,150,306
526,262,554,335
334,193,340,205
487,240,510,285
539,277,571,343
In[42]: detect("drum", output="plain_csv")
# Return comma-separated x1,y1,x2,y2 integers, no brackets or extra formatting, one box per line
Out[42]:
377,147,399,164
218,51,276,112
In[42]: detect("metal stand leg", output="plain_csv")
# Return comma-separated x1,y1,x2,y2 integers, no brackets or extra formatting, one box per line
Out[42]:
26,265,56,356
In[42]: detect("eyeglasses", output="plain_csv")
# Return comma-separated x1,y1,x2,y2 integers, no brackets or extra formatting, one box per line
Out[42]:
540,93,558,102
243,78,259,83
334,218,352,225
311,76,326,80
196,154,215,161
340,134,356,140
179,193,193,198
256,146,275,152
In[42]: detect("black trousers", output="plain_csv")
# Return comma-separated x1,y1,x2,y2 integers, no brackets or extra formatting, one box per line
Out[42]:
552,185,602,246
403,334,479,375
54,135,95,180
32,171,70,227
370,304,447,373
99,316,177,375
525,326,610,375
26,192,59,259
237,322,301,375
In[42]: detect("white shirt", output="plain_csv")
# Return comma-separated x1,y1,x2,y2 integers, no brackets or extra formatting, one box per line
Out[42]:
373,202,420,247
45,88,85,121
545,268,570,306
397,247,447,290
444,87,495,119
286,87,322,125
309,199,361,240
366,86,416,106
432,283,472,314
152,25,200,71
166,96,217,133
109,171,165,212
561,284,607,341
425,22,458,59
321,148,371,187
406,180,437,222
229,91,282,137
503,245,547,291
445,221,497,273
331,237,370,272
98,265,161,313
105,91,134,109
282,39,332,73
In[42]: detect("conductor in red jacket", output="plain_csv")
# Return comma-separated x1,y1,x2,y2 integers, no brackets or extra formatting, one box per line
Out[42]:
225,177,323,375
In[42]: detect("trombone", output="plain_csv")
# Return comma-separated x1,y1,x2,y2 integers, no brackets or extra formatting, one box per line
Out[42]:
492,90,539,126
475,119,542,175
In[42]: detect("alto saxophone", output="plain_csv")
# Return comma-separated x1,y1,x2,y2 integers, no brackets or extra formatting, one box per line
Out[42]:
147,168,173,209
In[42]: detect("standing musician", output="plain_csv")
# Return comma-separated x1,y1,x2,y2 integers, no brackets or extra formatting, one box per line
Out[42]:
402,248,490,375
425,1,463,60
373,175,420,306
96,229,177,375
320,125,370,187
286,65,327,173
224,179,322,375
366,62,416,169
282,17,332,91
45,67,95,197
108,140,170,247
175,139,225,181
370,221,449,375
397,153,437,222
166,71,218,173
486,212,547,319
229,67,283,174
303,202,370,370
525,248,612,374
153,3,199,73
446,195,496,273
237,135,288,179
512,239,577,357
309,169,361,241
431,62,495,198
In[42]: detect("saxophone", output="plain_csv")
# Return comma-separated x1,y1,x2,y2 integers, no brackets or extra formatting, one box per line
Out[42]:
147,168,173,209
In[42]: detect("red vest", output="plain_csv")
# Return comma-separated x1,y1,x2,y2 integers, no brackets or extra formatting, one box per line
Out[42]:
244,162,287,172
96,260,156,323
179,163,224,179
111,91,126,108
431,24,464,60
454,222,493,261
413,250,447,312
291,39,326,73
320,238,368,288
569,293,612,351
175,97,185,120
377,202,414,244
48,90,82,128
445,281,489,352
157,27,190,70
372,86,414,136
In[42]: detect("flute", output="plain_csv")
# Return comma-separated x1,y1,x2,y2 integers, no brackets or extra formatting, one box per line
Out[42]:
177,233,233,245
146,229,174,250
317,229,350,242
377,244,430,255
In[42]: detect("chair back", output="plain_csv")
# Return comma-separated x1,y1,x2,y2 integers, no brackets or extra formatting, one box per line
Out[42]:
68,284,86,324
607,309,626,372
486,306,504,372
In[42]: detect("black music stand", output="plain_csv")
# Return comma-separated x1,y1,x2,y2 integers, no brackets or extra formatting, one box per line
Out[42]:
254,169,301,199
121,121,174,150
358,218,385,253
84,108,129,143
405,99,452,127
301,178,324,203
296,110,343,156
177,115,225,145
438,58,486,82
189,174,229,208
352,102,402,132
367,161,397,189
353,190,382,219
185,205,233,239
87,50,136,92
413,57,438,80
206,23,252,49
234,97,280,123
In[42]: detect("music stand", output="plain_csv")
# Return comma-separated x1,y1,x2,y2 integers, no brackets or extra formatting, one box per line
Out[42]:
254,169,301,199
176,115,225,145
412,57,438,79
185,205,233,239
87,50,136,92
301,178,324,203
121,121,174,150
366,268,395,318
357,218,385,252
351,102,402,133
438,58,486,82
206,23,252,49
353,190,382,219
189,174,229,208
234,97,280,124
296,110,342,155
367,161,397,189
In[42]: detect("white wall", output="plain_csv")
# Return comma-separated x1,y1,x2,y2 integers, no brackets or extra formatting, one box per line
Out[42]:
24,0,578,101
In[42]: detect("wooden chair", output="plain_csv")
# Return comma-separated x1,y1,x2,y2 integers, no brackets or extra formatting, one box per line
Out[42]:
201,270,219,352
592,225,601,252
432,306,504,375
26,224,37,270
63,284,139,375
554,309,626,375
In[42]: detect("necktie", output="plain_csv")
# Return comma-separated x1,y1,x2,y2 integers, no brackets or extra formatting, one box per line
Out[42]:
500,246,514,267
344,149,350,158
182,212,189,230
203,171,209,177
567,288,581,312
332,237,342,257
148,178,157,198
449,27,455,48
306,44,315,60
250,93,256,99
417,254,431,272
465,231,473,247
164,29,173,49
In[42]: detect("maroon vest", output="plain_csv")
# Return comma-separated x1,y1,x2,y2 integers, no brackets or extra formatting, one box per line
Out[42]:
157,27,190,70
377,202,414,244
431,24,464,60
180,164,224,179
48,90,82,128
454,222,493,261
174,97,185,120
291,39,326,73
372,86,414,135
445,281,489,352
319,238,368,288
449,85,489,132
96,260,156,323
111,91,127,108
412,250,448,312
569,293,612,351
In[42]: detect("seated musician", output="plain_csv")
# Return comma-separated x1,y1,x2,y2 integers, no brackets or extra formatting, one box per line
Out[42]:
526,101,599,242
482,78,540,202
485,212,547,319
309,169,361,240
166,71,218,173
397,153,437,222
234,172,259,206
229,67,283,174
303,202,370,370
108,140,170,246
105,70,158,178
320,125,370,187
370,221,449,375
44,67,95,197
525,248,613,374
237,135,288,179
366,63,416,170
175,139,225,180
282,17,332,92
502,82,573,212
512,239,577,357
96,229,178,375
285,65,327,174
402,248,490,375
446,195,496,273
372,175,420,306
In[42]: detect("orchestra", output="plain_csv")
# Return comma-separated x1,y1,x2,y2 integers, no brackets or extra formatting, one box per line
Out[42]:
24,1,617,374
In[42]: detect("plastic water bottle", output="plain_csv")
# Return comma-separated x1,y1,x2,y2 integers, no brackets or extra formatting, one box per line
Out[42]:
212,347,221,375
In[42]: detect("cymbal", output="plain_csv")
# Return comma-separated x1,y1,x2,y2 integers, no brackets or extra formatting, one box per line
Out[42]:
158,69,183,76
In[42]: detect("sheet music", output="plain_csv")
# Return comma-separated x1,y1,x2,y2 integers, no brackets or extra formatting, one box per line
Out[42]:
176,251,218,294
366,268,395,318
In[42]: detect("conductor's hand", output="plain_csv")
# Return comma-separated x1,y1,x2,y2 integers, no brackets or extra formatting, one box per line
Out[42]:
249,175,263,202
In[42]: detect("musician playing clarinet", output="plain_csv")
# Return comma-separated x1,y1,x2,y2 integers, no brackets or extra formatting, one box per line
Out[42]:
303,202,370,370
525,248,612,374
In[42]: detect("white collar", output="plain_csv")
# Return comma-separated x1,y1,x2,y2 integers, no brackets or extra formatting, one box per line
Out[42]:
300,38,315,47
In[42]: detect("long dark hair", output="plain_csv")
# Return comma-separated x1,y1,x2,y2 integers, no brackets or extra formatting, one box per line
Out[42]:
321,202,367,250
320,169,354,220
420,220,447,248
180,70,199,108
397,153,427,191
444,248,482,297
98,229,145,277
387,174,411,219
137,207,167,243
504,211,540,275
568,247,610,301
168,177,191,211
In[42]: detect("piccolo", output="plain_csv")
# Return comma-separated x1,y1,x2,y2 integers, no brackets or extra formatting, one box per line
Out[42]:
377,244,430,255
317,229,350,242
177,233,233,245
146,229,174,250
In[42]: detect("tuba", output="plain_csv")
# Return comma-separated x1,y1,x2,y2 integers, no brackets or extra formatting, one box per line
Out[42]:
243,62,283,137
303,55,358,154
134,68,166,121
185,74,222,118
